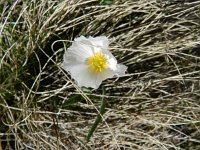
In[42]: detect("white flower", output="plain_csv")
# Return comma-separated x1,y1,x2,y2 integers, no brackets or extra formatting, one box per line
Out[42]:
62,36,127,89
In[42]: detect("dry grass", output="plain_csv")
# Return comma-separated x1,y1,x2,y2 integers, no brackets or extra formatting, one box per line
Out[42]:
0,0,200,149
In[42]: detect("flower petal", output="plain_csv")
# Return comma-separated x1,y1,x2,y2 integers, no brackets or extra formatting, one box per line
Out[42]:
116,64,127,76
88,36,109,48
74,36,104,56
75,36,93,51
63,40,93,64
107,57,117,71
96,68,116,82
63,62,102,89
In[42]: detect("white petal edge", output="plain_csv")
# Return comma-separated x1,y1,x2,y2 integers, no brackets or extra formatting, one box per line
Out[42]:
96,68,116,83
63,63,102,89
63,38,95,64
88,36,109,49
115,64,128,76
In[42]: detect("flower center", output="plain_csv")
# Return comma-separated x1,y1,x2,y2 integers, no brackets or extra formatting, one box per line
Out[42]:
86,52,108,73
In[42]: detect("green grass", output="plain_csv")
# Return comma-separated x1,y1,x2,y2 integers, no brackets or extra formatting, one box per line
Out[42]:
0,0,200,149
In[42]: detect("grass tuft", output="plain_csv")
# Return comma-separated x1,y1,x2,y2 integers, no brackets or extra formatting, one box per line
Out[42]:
0,0,200,149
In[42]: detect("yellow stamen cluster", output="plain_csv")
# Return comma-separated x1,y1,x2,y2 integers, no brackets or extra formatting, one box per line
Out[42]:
86,52,108,73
